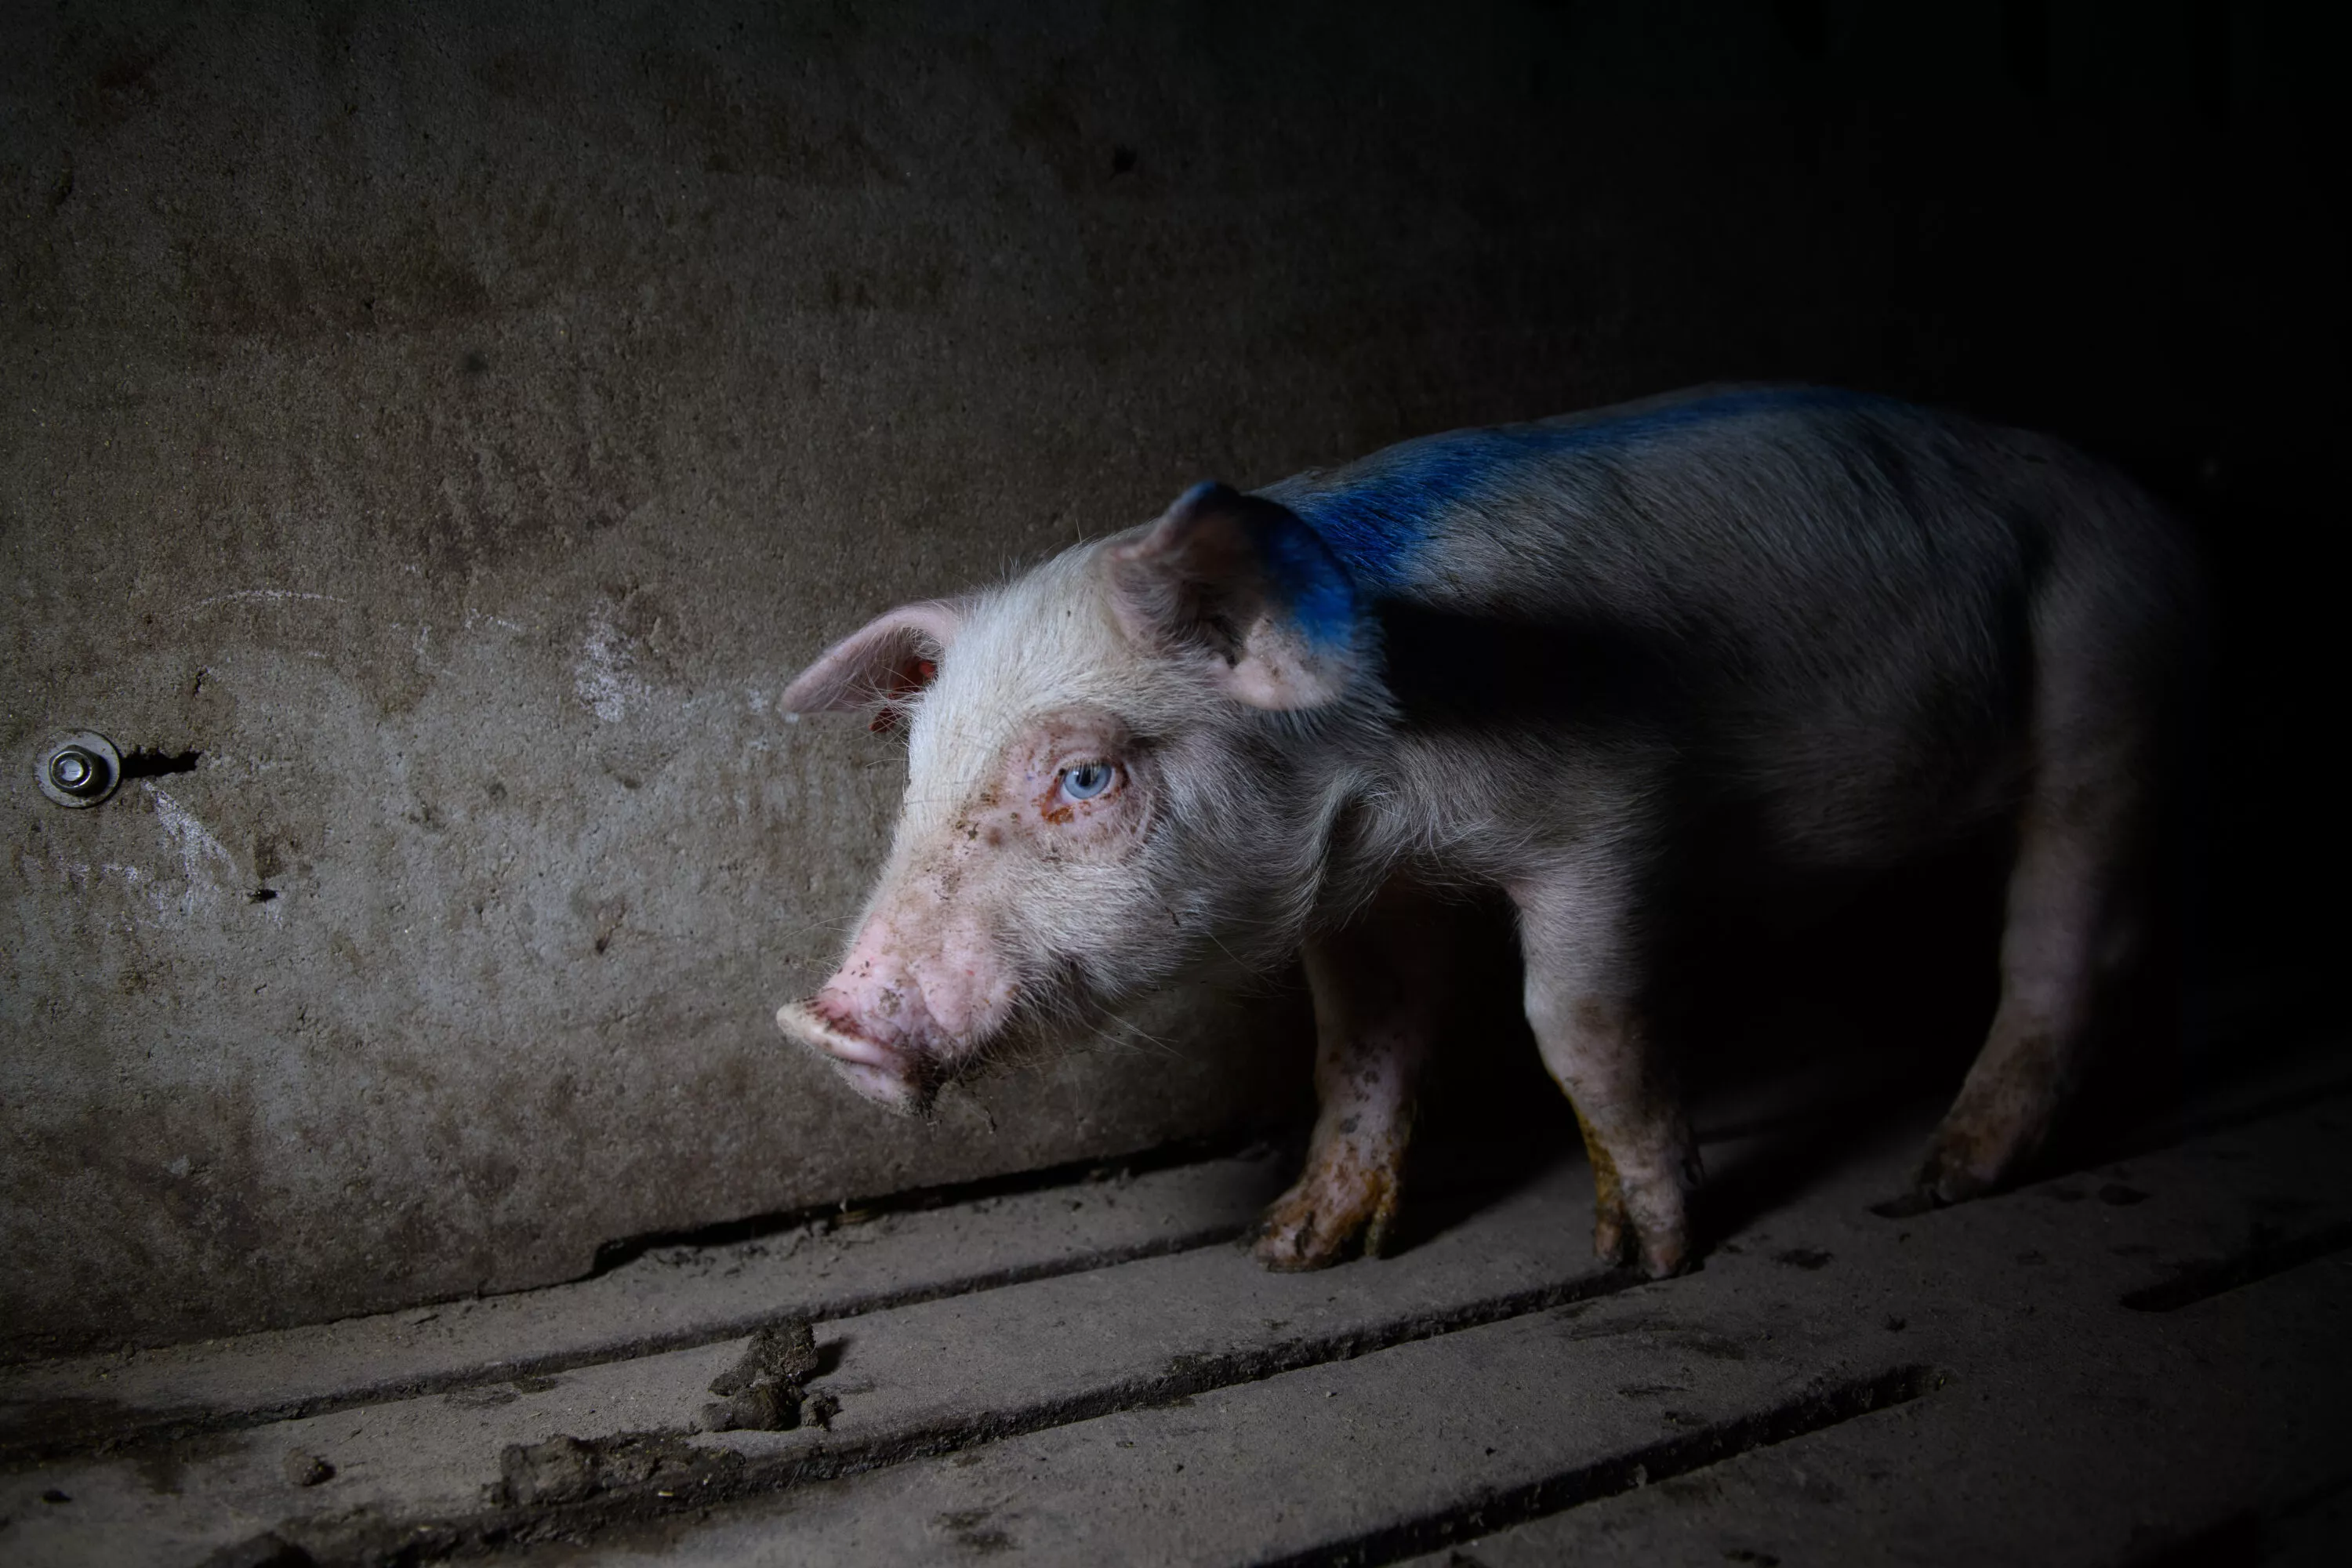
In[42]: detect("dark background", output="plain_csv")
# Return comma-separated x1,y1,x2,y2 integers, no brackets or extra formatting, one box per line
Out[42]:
2,0,2343,1353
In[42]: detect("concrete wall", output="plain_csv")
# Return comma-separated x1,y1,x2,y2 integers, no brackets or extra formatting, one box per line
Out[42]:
2,0,2336,1358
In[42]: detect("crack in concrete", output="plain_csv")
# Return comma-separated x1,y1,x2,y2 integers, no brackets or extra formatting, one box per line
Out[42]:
2120,1218,2352,1312
585,1130,1272,1276
1259,1363,1949,1568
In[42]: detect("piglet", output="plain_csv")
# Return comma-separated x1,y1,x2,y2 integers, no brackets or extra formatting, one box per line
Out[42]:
775,385,2195,1277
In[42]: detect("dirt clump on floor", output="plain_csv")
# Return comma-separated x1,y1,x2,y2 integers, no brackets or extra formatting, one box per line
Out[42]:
698,1319,832,1432
489,1320,833,1515
495,1431,745,1508
281,1448,335,1486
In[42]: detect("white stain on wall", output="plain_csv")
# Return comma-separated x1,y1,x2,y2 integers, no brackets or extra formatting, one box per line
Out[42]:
573,608,648,724
147,785,239,916
177,588,348,618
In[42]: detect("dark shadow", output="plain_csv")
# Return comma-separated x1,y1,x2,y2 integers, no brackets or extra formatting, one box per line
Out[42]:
1365,845,2009,1261
1672,835,2007,1244
1377,602,1696,734
116,746,202,780
1370,702,2350,1262
1383,892,1578,1259
1376,836,2020,1259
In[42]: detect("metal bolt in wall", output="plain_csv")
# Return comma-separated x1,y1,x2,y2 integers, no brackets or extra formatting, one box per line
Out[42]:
34,731,122,808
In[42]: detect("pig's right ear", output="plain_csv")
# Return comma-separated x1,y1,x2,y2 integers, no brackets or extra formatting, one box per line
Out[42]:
779,601,963,714
1107,482,1360,710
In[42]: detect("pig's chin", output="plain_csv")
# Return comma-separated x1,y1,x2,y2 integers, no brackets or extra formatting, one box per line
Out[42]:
774,999,942,1116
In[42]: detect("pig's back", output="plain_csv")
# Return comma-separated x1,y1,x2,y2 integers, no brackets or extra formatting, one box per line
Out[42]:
1259,386,2045,636
1255,386,2183,864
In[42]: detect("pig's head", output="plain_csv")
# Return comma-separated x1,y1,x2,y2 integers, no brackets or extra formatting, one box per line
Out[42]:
775,481,1374,1112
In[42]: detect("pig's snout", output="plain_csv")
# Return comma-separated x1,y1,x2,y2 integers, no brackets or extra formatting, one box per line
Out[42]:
775,921,1016,1112
774,996,934,1113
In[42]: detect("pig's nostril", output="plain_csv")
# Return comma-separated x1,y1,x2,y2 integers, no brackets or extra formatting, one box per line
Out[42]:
775,1000,933,1115
787,998,907,1063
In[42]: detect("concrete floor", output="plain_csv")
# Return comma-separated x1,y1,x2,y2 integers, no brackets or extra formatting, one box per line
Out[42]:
5,1036,2347,1566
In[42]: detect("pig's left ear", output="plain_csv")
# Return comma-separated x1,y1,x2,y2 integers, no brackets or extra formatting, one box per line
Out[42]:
780,600,964,714
1107,481,1360,710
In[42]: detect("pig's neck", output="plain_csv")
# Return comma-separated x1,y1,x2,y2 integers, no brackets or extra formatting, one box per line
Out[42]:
1288,695,1591,931
1277,704,1454,935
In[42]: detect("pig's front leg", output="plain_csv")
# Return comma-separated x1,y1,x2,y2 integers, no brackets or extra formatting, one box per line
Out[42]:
1251,885,1448,1271
1512,865,1701,1278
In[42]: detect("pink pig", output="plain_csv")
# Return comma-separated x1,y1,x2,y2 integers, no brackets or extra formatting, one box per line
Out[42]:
775,387,2193,1276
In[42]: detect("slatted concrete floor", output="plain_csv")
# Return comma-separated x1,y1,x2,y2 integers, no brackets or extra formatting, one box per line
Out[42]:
5,1047,2348,1566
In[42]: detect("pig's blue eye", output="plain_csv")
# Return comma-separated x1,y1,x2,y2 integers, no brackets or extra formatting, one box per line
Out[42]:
1060,762,1115,801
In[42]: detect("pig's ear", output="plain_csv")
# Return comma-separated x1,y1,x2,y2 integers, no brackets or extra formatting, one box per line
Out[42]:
780,600,963,714
1108,482,1360,710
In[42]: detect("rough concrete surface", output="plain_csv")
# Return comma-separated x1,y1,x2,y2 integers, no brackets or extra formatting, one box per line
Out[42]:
2,1040,2344,1565
0,1149,1296,1461
3,0,2340,1361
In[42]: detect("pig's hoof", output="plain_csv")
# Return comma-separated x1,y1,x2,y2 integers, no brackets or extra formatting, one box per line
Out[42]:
1595,1220,1689,1279
1592,1192,1690,1279
1636,1229,1691,1279
1911,1136,1999,1209
1250,1167,1399,1272
1592,1206,1635,1269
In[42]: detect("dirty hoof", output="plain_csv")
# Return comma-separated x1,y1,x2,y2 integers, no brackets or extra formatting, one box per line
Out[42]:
1908,1138,1998,1210
1594,1214,1690,1279
1592,1203,1635,1269
1249,1217,1345,1272
1635,1230,1692,1279
1249,1159,1399,1272
1591,1188,1690,1279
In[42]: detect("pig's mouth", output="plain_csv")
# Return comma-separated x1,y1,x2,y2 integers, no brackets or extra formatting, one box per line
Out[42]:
774,999,941,1115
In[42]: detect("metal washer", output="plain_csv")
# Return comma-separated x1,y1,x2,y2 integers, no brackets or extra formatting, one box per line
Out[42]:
35,731,123,808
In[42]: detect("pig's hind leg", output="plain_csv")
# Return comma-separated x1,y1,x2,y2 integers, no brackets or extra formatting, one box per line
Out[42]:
1251,884,1449,1271
1512,863,1701,1278
1913,716,2155,1204
1914,542,2176,1205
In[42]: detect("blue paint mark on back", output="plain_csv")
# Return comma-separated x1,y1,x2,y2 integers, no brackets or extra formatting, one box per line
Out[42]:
1272,386,1893,590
